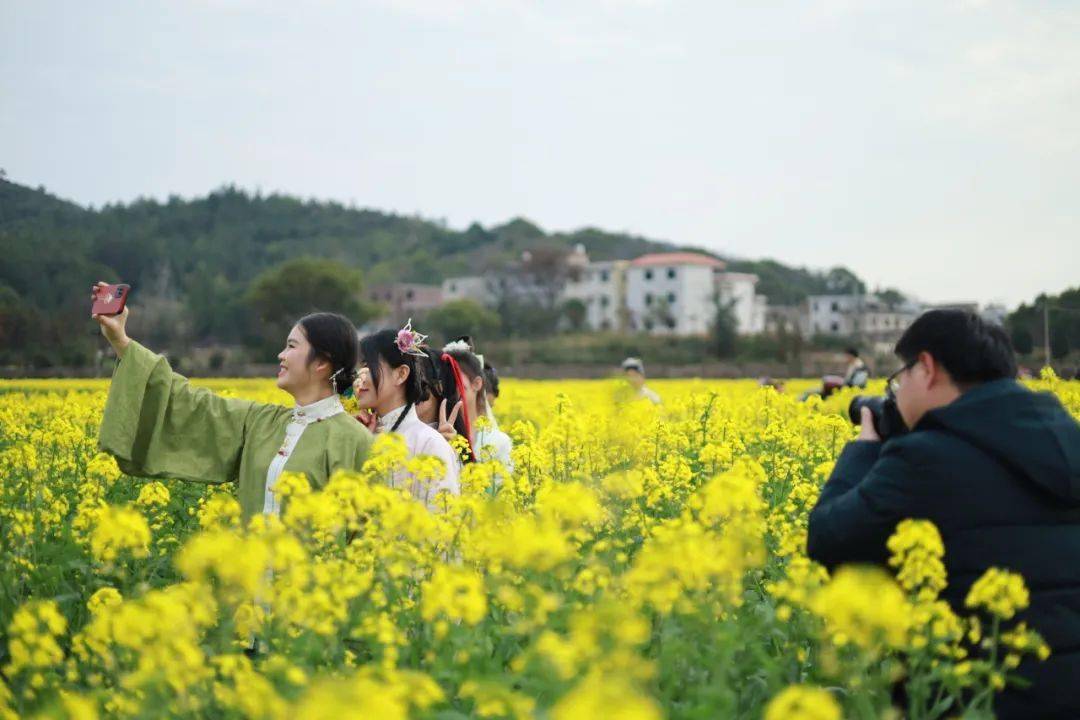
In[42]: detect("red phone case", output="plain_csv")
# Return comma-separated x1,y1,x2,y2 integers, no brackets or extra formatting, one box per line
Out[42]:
92,284,130,316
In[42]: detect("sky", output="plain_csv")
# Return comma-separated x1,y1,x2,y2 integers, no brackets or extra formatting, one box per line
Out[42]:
2,0,1078,308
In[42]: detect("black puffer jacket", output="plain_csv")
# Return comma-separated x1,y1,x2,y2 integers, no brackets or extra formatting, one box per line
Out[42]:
807,379,1080,719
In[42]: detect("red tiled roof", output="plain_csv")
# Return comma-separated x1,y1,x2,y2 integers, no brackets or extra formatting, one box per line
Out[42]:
631,252,726,269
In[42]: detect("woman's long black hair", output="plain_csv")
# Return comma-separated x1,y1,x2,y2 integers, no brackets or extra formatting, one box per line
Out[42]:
418,348,446,407
358,329,428,432
297,312,360,396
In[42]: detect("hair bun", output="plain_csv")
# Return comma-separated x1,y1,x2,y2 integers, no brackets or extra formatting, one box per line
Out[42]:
335,366,358,395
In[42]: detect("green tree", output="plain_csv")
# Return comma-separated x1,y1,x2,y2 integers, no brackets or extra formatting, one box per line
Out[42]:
246,257,374,354
713,299,738,359
561,298,587,332
421,300,501,345
825,267,867,295
1006,288,1080,361
877,288,907,308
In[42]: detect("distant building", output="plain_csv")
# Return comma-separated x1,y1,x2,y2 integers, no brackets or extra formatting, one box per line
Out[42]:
441,276,496,306
805,294,923,344
367,283,443,325
806,295,861,336
563,250,766,336
765,304,806,335
441,246,771,337
561,259,629,331
717,271,768,336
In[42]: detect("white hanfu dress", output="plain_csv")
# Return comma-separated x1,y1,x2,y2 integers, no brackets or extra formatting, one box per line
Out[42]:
378,404,461,510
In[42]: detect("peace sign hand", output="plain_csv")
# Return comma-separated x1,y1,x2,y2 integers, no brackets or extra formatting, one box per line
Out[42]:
437,399,463,443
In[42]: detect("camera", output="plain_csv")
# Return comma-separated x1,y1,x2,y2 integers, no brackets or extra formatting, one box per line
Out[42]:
848,396,908,440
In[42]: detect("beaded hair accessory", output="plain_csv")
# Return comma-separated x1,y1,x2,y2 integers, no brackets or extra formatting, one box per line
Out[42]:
396,319,429,357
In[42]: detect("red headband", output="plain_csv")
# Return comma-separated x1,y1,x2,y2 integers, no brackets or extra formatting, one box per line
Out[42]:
442,352,476,462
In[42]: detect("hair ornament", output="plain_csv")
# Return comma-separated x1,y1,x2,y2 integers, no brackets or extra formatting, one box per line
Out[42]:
396,319,429,357
442,339,472,354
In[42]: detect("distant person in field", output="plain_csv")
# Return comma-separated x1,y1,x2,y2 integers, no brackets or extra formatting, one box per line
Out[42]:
91,281,372,524
622,357,660,404
842,347,869,388
352,322,460,510
801,347,869,401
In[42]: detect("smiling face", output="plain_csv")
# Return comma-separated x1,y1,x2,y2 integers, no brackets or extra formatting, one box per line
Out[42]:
353,358,410,416
276,324,326,396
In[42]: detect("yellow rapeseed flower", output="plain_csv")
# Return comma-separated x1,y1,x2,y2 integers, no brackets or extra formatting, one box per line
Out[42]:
764,684,841,720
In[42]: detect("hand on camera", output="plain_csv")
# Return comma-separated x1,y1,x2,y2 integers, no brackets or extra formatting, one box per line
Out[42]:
857,406,881,442
91,282,131,357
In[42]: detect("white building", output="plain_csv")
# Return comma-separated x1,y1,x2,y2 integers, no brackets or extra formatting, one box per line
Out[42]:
805,294,923,342
717,272,768,336
442,247,770,337
806,295,861,336
564,251,766,336
623,253,721,334
561,259,628,331
441,276,496,306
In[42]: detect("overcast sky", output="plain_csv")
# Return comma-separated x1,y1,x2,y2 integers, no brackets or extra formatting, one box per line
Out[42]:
2,0,1077,307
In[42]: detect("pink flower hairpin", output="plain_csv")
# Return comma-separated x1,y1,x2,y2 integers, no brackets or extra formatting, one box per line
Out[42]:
396,319,429,357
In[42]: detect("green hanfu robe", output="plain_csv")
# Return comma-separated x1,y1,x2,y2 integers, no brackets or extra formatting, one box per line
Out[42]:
98,341,373,520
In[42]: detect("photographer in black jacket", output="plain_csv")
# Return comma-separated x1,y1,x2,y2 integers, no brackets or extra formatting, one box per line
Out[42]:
807,309,1080,719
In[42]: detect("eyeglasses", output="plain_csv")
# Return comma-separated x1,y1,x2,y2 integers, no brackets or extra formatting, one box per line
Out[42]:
886,361,916,397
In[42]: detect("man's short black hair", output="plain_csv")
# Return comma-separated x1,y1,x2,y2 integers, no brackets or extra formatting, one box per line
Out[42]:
895,309,1017,386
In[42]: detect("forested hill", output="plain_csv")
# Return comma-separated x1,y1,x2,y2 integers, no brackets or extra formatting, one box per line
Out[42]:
0,179,860,367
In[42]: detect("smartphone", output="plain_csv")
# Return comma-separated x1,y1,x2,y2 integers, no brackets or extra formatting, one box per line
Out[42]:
92,284,131,316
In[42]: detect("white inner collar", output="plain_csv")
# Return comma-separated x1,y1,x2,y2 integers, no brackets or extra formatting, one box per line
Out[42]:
292,394,345,424
378,404,415,431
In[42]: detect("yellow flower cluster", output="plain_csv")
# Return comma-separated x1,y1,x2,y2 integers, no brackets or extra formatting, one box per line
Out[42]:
965,567,1031,620
0,375,1075,719
764,684,841,720
4,600,67,680
810,565,912,653
887,519,948,601
421,566,488,627
88,505,151,564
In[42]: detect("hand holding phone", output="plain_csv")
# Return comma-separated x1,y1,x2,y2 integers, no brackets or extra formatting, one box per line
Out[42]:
91,283,130,316
91,281,132,357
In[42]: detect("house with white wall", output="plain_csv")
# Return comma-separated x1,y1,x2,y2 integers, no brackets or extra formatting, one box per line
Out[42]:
623,253,722,334
805,294,923,342
562,250,767,336
561,259,628,331
442,247,770,337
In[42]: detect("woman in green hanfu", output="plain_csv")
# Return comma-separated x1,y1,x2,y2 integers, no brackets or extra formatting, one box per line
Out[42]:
92,282,373,521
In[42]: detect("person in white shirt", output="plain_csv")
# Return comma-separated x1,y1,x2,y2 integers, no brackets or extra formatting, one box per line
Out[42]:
436,340,514,472
353,322,460,509
621,357,661,405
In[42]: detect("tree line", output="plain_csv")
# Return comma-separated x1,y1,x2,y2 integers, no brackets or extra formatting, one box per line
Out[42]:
2,178,869,368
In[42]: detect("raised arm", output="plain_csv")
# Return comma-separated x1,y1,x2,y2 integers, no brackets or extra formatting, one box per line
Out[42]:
94,286,257,485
